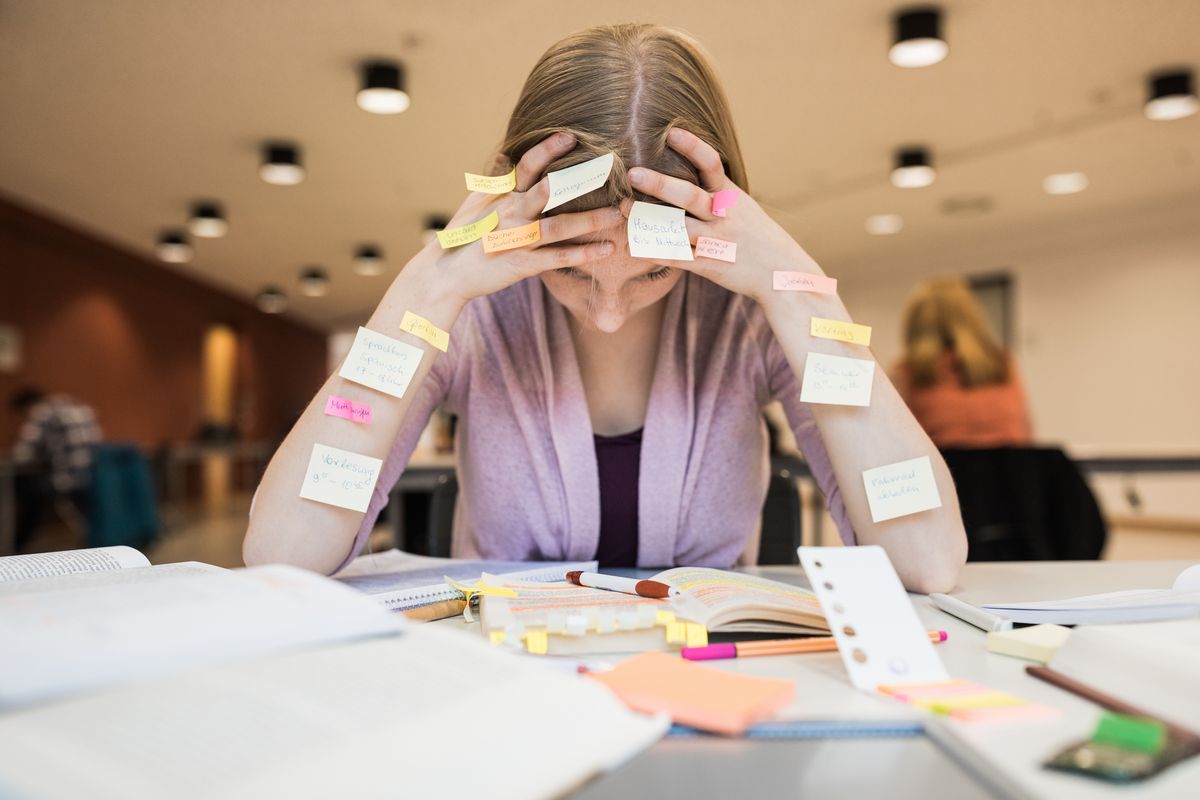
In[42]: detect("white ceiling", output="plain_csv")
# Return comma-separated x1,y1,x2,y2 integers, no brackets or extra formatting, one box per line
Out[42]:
1,0,1197,330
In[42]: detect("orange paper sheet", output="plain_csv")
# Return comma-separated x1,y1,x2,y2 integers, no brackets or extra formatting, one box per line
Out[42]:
589,651,793,736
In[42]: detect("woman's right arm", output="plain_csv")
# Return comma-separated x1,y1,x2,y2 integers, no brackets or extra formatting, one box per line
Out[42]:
243,132,622,574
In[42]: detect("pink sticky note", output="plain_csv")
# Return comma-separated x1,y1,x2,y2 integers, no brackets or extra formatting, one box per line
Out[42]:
772,271,838,295
324,395,372,424
711,189,739,217
695,236,737,263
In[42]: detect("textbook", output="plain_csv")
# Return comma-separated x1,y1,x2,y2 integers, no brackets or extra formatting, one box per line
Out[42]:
0,544,163,582
480,567,829,655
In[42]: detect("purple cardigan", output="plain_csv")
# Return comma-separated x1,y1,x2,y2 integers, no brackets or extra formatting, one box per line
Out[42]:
341,274,855,571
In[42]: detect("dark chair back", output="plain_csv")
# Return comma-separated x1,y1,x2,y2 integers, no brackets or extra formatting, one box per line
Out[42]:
758,466,803,565
87,443,161,550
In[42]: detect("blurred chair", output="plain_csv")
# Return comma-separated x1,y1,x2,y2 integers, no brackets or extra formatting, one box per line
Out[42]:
87,443,161,550
940,447,1106,561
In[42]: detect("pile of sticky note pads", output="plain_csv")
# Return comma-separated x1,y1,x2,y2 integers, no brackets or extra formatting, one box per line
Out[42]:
986,624,1072,664
878,680,1058,724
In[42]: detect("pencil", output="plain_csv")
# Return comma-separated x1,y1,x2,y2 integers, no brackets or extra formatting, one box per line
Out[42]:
682,630,948,661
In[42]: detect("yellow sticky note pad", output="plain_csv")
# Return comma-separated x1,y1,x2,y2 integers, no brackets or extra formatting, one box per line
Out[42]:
464,169,516,194
489,630,507,645
483,220,541,253
437,211,500,249
811,317,872,346
399,310,449,352
666,621,687,645
525,629,549,655
685,623,708,648
655,610,676,626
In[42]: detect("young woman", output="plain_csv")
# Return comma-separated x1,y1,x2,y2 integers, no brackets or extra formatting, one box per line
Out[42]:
245,24,967,592
895,278,1033,448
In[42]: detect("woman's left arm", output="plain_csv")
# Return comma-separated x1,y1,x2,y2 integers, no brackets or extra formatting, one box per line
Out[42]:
629,129,966,592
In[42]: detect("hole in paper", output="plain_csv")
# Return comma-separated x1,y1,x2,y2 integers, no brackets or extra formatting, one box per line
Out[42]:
842,625,856,637
852,648,868,663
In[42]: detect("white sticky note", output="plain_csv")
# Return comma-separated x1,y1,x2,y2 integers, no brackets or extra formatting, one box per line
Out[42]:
338,326,423,399
798,545,948,692
299,444,382,512
627,201,694,261
800,352,875,407
543,152,615,212
862,456,943,523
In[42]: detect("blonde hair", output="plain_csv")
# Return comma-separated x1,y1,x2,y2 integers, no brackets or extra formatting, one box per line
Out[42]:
903,278,1009,388
498,24,747,213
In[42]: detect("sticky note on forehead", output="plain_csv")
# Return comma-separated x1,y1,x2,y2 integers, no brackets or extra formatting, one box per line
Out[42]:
464,168,516,194
627,201,693,261
773,271,838,295
811,317,872,346
862,455,942,523
299,443,381,512
543,152,615,212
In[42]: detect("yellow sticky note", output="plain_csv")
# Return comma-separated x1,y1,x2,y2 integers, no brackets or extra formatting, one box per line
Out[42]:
810,317,872,346
917,693,1023,714
685,623,708,648
489,630,507,645
482,220,541,253
399,310,449,352
666,621,687,645
655,610,676,626
437,211,500,249
464,169,516,195
525,629,549,655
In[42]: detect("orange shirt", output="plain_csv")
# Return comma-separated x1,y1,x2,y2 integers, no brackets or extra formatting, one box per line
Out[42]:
895,355,1033,448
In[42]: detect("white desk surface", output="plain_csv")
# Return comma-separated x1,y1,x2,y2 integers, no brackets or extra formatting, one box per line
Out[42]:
442,560,1198,800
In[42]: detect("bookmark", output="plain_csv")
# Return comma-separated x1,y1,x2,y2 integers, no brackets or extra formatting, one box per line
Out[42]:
399,310,449,352
464,168,516,194
798,545,948,692
298,444,382,512
437,211,500,249
811,317,872,346
338,326,423,399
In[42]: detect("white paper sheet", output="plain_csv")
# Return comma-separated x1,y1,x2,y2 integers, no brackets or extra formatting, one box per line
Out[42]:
799,352,875,406
337,326,423,398
627,201,694,261
298,444,382,512
862,455,942,523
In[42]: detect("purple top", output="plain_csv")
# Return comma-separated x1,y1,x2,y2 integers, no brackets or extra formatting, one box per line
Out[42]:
593,428,643,567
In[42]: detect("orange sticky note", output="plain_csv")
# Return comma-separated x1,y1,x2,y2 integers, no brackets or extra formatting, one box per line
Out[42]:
810,317,872,346
694,236,736,262
399,311,449,352
773,271,838,294
589,651,793,736
482,220,541,253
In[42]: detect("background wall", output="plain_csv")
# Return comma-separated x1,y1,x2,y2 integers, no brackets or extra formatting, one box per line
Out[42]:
0,195,327,448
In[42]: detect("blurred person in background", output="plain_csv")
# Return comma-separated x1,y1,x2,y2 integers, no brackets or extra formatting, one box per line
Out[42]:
10,387,102,548
894,278,1033,448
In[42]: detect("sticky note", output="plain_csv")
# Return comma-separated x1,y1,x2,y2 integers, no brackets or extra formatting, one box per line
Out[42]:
298,444,382,513
685,623,708,648
628,201,693,261
543,152,615,212
437,211,500,249
694,236,736,262
811,317,872,346
655,610,676,626
398,310,449,352
1092,712,1167,754
525,629,549,655
798,545,949,692
338,326,423,399
711,189,739,217
666,621,687,645
464,168,516,194
588,651,794,736
489,630,507,645
773,271,838,295
862,456,943,523
482,220,541,253
985,624,1071,664
800,352,875,407
323,395,372,424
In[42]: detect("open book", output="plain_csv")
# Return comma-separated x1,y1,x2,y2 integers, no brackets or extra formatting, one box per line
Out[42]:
480,567,828,655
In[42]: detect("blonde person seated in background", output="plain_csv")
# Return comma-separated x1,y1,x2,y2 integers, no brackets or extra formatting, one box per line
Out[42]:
245,24,967,592
894,278,1033,448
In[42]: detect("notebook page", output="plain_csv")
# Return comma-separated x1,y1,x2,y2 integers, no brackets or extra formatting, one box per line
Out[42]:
0,546,149,583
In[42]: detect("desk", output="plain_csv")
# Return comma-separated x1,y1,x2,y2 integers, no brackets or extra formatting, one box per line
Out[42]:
440,560,1197,799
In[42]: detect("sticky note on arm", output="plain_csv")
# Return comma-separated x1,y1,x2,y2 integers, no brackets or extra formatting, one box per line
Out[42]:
436,211,499,249
811,317,872,346
298,444,382,512
398,311,449,352
862,456,942,523
800,352,875,406
338,326,424,398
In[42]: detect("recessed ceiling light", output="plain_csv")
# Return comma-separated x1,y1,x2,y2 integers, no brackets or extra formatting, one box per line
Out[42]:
353,245,385,276
256,287,287,314
422,214,450,246
889,7,948,68
865,214,904,235
357,60,410,114
260,142,305,185
891,147,935,188
188,202,228,238
154,230,193,263
299,267,330,297
1043,172,1089,195
1144,69,1198,121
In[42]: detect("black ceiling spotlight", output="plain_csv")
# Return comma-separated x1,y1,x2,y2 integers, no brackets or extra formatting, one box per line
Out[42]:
154,230,193,263
422,214,451,245
1144,68,1198,121
256,286,288,314
889,6,948,68
353,244,385,276
357,60,410,114
891,146,936,188
260,142,305,185
188,201,228,238
299,267,330,297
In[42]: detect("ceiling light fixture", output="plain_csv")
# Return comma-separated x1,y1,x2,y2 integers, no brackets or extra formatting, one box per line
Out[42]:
256,287,288,314
891,147,936,188
154,230,193,263
1144,69,1198,121
422,214,450,245
865,214,904,235
353,245,385,276
260,142,305,185
889,7,948,68
299,267,330,297
357,60,410,114
188,201,228,238
1043,172,1089,195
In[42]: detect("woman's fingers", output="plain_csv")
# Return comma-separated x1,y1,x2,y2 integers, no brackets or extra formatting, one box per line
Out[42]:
536,206,623,246
628,167,714,220
514,177,551,220
667,128,729,192
515,240,615,276
514,132,576,192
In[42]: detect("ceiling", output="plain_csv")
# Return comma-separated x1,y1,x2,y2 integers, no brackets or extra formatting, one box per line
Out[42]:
1,0,1197,330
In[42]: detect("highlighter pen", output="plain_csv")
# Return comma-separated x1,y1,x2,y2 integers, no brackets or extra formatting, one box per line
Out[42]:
682,631,948,661
929,593,1013,632
565,571,679,599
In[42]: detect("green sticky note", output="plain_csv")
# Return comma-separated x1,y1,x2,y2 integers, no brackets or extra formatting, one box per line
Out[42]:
1091,712,1166,754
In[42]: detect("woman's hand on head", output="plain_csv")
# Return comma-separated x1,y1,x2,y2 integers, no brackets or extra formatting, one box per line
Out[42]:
409,132,620,307
625,128,825,305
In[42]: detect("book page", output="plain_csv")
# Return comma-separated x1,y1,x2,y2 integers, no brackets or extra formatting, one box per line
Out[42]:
0,626,668,800
0,546,149,583
656,567,825,629
0,562,222,597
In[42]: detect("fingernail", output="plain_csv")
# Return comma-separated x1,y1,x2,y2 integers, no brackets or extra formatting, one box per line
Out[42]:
668,128,684,143
557,132,575,146
628,168,645,185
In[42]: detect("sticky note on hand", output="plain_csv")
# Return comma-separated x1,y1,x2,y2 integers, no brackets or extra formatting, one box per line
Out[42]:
543,152,615,212
464,169,516,194
694,236,736,262
299,444,382,512
862,456,943,523
628,201,693,261
711,189,739,217
436,211,500,249
482,220,541,253
338,326,424,398
800,352,875,407
811,317,872,346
